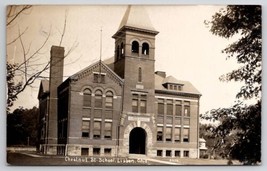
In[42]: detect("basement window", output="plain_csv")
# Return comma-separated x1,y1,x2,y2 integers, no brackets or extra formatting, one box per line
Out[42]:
93,148,100,155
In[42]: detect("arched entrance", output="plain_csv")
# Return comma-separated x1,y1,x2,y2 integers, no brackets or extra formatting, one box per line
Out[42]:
129,127,146,154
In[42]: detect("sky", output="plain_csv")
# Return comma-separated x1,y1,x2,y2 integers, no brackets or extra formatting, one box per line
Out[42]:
7,5,248,115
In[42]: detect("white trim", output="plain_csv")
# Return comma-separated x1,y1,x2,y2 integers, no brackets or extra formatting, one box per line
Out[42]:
82,117,91,121
94,118,102,121
104,119,113,122
155,96,198,102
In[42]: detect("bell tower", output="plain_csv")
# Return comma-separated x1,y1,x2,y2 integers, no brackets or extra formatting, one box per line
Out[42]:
113,6,159,114
113,6,159,156
113,5,159,79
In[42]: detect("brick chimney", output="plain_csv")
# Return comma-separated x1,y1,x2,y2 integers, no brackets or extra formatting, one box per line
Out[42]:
47,46,64,147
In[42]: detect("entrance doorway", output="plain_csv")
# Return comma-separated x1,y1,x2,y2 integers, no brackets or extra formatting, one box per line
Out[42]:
129,127,146,154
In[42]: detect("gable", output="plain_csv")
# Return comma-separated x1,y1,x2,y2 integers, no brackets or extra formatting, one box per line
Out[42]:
38,79,49,99
70,60,124,87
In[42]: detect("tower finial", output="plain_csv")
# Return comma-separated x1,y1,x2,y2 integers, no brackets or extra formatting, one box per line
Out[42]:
100,26,102,62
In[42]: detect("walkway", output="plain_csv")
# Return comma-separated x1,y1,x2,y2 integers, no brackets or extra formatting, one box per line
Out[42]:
128,154,180,165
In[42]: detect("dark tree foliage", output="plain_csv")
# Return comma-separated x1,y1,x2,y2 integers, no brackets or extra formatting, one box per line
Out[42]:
202,5,261,165
7,63,22,113
7,107,39,146
209,5,261,99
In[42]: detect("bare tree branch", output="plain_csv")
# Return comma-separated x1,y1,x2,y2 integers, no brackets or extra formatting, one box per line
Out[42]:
14,26,51,72
59,10,68,46
7,6,79,112
6,5,32,26
7,26,28,45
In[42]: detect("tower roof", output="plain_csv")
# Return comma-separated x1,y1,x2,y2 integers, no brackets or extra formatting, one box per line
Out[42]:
118,5,157,32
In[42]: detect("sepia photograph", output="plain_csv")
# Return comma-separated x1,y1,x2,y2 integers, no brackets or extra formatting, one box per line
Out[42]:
6,4,261,166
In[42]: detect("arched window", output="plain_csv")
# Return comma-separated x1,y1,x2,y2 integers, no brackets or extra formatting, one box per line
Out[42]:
132,41,139,53
95,90,103,108
121,42,124,56
83,89,91,107
138,67,142,82
105,91,113,108
142,42,149,55
116,45,120,61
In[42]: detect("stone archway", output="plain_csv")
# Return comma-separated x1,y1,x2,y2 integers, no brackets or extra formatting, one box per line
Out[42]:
122,122,153,156
129,127,146,154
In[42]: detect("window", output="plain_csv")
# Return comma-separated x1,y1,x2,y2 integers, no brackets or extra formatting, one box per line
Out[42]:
183,150,189,157
175,105,182,116
175,117,181,125
105,91,113,108
167,104,173,116
174,128,181,142
138,67,142,82
94,109,102,118
158,99,164,115
82,119,90,138
104,148,112,156
94,73,98,83
104,122,112,139
132,41,139,53
142,42,149,55
93,148,100,155
132,99,138,113
165,127,172,142
170,84,173,90
184,106,190,117
83,89,91,107
157,150,162,157
184,118,190,125
95,90,103,108
157,127,163,141
116,45,119,60
175,150,180,157
184,101,190,117
121,42,124,55
93,121,101,139
81,148,89,156
132,94,147,113
101,74,105,83
105,110,112,119
140,100,146,113
183,128,189,142
166,117,172,124
93,73,105,83
166,150,171,157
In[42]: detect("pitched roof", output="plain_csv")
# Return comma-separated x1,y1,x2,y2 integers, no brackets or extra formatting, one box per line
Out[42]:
118,5,157,32
162,76,184,85
69,60,123,85
199,138,206,143
38,79,49,99
155,74,201,96
40,80,49,92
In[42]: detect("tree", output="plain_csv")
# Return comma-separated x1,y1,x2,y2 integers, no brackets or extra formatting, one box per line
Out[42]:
202,5,261,164
7,106,39,146
6,6,78,113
